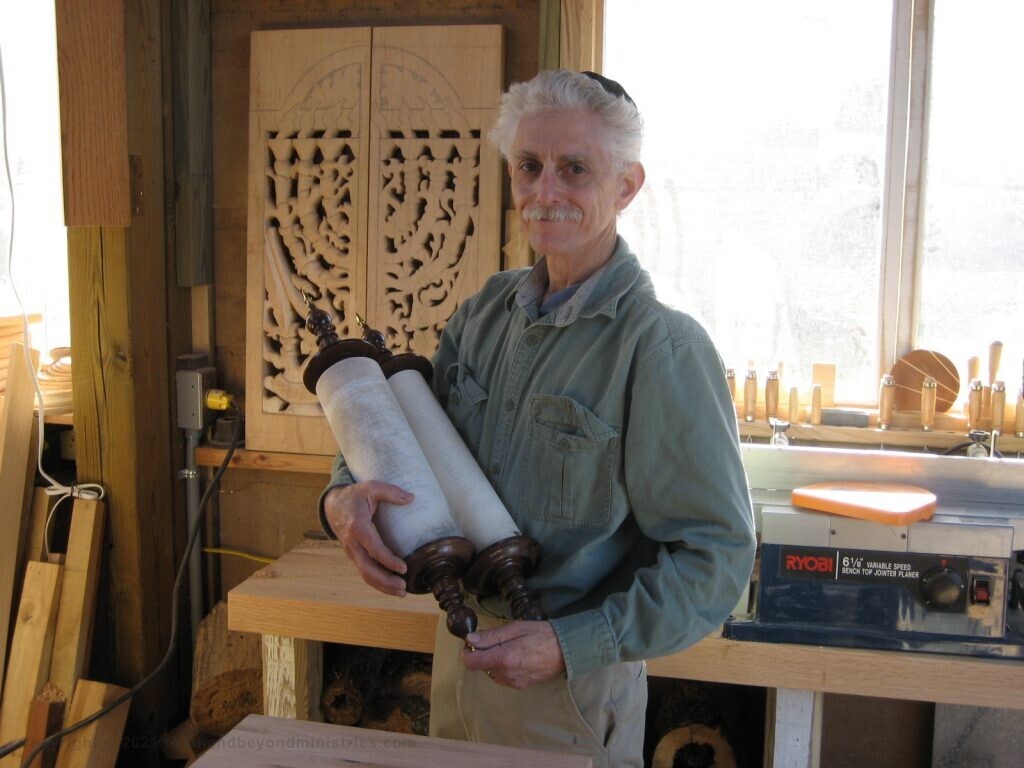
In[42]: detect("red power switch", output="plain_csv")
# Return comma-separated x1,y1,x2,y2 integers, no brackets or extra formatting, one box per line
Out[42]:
971,577,991,605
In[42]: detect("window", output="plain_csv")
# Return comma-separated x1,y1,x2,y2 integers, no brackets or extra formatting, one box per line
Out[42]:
603,1,1022,405
0,2,70,353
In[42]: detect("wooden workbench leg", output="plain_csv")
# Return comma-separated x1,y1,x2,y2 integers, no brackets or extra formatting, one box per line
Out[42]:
763,688,823,768
261,635,323,721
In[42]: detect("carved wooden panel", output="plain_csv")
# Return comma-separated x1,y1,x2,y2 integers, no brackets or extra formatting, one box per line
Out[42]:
245,26,503,454
365,26,504,357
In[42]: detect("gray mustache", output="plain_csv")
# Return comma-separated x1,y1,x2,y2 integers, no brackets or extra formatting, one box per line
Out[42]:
522,205,583,223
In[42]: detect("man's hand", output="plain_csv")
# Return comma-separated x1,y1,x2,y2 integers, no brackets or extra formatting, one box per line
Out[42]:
323,481,412,597
460,621,566,689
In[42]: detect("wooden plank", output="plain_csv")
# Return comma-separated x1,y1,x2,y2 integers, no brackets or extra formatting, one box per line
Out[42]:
173,0,214,286
24,489,54,565
0,562,63,767
48,500,107,702
54,0,130,225
54,680,131,768
0,344,41,685
195,446,332,474
192,715,593,768
261,635,322,721
559,0,604,72
24,694,66,768
228,542,438,654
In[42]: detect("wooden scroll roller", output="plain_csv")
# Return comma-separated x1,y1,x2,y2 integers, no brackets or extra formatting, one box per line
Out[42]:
359,318,545,622
301,298,477,639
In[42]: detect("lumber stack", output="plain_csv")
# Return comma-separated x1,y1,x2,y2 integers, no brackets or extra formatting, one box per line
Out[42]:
0,345,124,765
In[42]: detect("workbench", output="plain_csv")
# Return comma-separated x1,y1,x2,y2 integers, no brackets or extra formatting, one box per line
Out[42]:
228,539,1024,767
193,714,592,767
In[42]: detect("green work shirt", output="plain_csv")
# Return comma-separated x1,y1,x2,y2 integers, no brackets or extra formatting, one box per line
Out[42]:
321,237,755,679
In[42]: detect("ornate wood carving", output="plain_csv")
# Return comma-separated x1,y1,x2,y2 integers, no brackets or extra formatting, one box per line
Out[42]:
245,26,502,453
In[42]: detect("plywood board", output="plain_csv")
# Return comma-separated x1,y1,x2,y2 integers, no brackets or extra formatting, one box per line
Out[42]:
0,562,63,767
364,25,504,357
245,27,372,455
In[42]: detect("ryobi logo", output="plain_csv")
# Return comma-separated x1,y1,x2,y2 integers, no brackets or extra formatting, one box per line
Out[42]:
784,554,834,574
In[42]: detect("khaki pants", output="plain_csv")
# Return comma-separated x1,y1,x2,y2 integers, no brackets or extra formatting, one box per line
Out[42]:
429,615,647,767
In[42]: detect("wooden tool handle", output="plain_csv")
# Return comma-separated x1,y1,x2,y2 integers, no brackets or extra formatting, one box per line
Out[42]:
725,369,736,402
1016,390,1024,438
765,372,779,419
968,379,983,430
810,384,822,425
988,341,1003,385
788,386,800,423
921,377,937,432
743,370,757,422
968,356,981,383
990,382,1006,434
878,374,895,429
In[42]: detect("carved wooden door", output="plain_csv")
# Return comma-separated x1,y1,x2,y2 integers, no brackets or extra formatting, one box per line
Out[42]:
244,26,503,454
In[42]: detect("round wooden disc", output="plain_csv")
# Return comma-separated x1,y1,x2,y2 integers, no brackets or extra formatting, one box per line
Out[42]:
889,349,960,412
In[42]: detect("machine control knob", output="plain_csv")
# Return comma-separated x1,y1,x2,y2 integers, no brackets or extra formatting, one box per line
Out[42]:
919,566,965,608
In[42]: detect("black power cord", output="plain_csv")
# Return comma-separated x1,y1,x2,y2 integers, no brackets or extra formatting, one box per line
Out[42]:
0,405,244,766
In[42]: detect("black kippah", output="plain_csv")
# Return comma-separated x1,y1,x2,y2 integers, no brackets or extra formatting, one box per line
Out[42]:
580,71,636,109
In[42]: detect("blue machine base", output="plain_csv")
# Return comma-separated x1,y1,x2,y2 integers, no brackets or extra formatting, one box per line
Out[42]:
723,618,1024,659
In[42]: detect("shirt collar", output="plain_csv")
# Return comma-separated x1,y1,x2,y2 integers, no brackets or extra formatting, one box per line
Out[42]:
507,237,644,326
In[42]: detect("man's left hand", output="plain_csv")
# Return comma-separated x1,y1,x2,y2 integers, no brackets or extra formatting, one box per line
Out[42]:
460,621,566,689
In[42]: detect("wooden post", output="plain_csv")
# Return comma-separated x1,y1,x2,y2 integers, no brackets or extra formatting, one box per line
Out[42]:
262,635,323,721
58,0,181,755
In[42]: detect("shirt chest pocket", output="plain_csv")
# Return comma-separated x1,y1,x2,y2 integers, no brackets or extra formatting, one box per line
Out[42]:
520,395,619,529
444,362,489,456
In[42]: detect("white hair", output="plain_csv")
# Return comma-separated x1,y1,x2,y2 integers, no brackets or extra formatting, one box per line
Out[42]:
489,69,643,168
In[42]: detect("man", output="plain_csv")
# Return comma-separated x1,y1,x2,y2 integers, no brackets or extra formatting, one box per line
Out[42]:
321,69,755,767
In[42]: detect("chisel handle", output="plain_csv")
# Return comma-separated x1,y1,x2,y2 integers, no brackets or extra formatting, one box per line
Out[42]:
810,385,822,425
988,341,1003,386
788,386,800,423
921,377,937,432
990,381,1006,434
878,374,895,430
765,371,779,420
968,379,983,430
743,370,757,422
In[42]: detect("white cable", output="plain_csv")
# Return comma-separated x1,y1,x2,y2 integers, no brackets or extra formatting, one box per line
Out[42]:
0,39,105,558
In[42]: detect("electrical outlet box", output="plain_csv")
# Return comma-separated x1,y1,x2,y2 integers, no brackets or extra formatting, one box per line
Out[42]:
176,363,217,431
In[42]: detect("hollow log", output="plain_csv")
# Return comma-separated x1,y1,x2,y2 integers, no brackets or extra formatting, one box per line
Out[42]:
652,723,737,768
320,645,389,726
